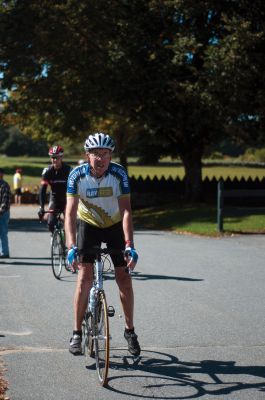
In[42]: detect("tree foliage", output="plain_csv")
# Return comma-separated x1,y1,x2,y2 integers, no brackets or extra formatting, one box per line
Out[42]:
0,0,264,198
0,124,48,156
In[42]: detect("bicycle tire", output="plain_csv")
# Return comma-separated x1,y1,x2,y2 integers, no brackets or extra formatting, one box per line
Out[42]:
82,311,94,357
51,230,64,279
94,291,109,386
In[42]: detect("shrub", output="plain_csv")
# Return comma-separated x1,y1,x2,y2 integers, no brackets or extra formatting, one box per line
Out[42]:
207,151,224,160
255,148,265,162
240,148,257,162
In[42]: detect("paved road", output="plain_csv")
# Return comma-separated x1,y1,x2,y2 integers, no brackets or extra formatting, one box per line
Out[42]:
1,206,265,399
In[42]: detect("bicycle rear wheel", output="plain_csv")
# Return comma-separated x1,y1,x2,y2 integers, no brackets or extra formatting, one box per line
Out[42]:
94,291,110,386
82,311,94,357
51,230,64,279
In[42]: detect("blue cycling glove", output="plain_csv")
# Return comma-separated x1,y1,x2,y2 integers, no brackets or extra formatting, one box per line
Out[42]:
125,247,139,263
67,245,78,266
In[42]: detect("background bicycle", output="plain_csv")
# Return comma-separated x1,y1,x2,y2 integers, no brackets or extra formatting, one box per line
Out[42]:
39,210,72,279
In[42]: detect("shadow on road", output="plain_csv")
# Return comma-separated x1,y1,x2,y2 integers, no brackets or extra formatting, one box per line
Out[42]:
2,257,50,260
104,271,203,282
0,260,50,267
0,255,50,267
9,219,47,232
104,349,265,398
0,257,77,280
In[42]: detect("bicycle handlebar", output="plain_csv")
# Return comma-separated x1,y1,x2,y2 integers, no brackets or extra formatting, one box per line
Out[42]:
40,210,63,215
38,209,64,224
67,246,135,275
81,246,127,258
83,246,134,274
90,246,120,256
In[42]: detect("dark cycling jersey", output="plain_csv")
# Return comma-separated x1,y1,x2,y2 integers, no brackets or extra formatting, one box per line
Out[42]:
39,163,71,208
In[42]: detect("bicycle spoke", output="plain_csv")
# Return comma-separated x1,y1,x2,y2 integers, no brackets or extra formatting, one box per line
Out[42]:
82,311,94,358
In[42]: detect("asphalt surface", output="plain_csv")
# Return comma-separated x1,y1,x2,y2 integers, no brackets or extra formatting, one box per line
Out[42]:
0,205,265,399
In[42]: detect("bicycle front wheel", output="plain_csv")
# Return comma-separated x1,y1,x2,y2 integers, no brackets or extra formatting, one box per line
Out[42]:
51,230,64,279
62,229,72,272
94,291,110,386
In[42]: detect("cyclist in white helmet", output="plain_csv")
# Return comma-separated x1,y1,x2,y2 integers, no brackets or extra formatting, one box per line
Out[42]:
65,132,141,357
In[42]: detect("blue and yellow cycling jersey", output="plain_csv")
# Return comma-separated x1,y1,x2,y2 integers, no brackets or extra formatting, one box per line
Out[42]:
67,162,130,228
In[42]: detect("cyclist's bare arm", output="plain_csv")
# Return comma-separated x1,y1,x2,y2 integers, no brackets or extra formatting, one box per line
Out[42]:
118,196,136,269
118,196,134,244
65,196,79,249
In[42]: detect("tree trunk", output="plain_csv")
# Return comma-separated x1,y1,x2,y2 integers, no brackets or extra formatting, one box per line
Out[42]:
115,129,128,169
181,149,203,202
119,151,128,170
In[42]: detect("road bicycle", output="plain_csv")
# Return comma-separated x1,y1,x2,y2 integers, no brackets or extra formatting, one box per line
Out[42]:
39,210,72,279
82,246,116,387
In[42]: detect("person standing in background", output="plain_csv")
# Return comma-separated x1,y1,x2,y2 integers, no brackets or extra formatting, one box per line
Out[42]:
13,168,23,205
0,168,11,258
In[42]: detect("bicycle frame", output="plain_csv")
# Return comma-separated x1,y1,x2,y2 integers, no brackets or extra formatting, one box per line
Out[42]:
89,252,104,315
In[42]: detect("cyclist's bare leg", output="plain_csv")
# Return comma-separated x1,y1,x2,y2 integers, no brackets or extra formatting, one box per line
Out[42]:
74,262,94,330
115,266,134,329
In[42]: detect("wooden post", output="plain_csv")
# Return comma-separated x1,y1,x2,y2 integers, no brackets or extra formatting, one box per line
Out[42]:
217,180,224,232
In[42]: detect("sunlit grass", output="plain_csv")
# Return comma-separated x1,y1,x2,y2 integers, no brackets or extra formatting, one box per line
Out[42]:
201,166,265,180
133,204,265,236
1,155,264,197
128,165,265,180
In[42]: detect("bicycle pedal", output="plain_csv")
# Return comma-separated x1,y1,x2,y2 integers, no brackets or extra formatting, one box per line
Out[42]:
107,305,115,317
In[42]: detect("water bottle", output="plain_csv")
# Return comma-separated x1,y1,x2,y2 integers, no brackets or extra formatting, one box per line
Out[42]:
89,286,96,313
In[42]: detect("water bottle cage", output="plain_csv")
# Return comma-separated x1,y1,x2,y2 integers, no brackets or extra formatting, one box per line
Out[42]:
95,261,104,290
89,302,95,314
88,258,105,315
89,287,97,315
96,272,103,290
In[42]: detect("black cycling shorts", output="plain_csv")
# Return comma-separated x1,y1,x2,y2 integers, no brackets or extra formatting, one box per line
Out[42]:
77,220,127,267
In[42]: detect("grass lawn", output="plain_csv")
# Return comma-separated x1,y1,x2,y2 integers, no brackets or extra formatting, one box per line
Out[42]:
0,156,80,190
128,165,265,180
1,161,265,192
133,204,265,236
0,156,264,235
1,155,265,175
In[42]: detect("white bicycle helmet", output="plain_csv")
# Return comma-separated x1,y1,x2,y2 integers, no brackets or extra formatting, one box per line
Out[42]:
84,132,115,152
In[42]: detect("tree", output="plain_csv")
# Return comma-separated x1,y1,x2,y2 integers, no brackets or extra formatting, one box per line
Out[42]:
115,0,265,198
0,125,48,156
1,1,265,199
